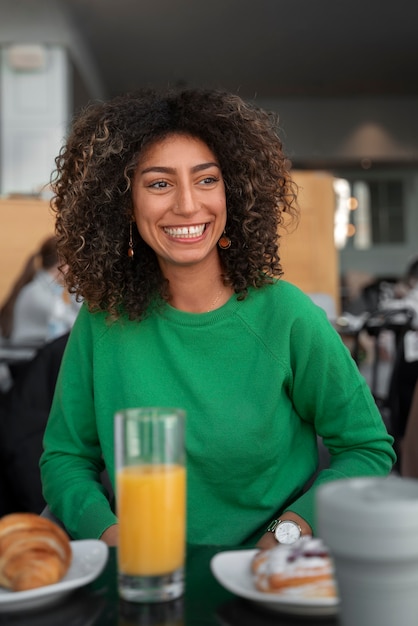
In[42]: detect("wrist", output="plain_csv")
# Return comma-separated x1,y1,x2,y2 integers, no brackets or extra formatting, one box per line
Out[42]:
267,513,312,545
100,523,119,546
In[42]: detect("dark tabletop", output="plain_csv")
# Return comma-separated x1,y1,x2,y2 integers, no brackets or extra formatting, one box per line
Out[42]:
0,545,340,625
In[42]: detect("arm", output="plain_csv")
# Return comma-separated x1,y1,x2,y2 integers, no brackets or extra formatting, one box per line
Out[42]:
274,297,396,534
40,305,117,540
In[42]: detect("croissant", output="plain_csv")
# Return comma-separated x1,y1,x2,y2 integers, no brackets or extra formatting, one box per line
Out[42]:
0,513,72,591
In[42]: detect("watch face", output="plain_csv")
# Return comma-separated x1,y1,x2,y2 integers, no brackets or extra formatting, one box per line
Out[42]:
274,521,301,544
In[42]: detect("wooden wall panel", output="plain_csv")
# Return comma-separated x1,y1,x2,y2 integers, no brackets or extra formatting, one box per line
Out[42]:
0,198,55,303
280,171,340,314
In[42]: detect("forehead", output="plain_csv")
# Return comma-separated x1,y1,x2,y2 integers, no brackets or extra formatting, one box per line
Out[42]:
138,133,218,167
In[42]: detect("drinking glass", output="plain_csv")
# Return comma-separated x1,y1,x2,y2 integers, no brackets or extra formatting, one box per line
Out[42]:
115,407,186,603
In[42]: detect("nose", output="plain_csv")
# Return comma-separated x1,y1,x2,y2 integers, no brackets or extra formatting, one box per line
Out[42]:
173,182,198,216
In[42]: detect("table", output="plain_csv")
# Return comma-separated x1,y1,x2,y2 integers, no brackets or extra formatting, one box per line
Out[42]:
0,545,340,625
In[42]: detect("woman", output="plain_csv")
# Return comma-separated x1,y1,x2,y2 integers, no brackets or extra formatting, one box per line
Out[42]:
40,88,396,548
2,236,80,346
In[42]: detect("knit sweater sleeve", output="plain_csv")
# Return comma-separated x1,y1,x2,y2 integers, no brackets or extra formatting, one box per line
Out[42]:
280,290,396,531
40,304,117,539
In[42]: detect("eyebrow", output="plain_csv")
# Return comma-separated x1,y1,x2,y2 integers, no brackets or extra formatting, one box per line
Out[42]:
139,162,221,175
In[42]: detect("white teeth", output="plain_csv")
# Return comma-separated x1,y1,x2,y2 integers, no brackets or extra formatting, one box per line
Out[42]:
164,224,205,238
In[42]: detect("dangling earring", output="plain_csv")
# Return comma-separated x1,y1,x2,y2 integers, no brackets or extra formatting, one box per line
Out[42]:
218,231,231,250
128,221,134,259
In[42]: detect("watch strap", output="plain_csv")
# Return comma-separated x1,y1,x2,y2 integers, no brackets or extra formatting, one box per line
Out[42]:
266,518,302,542
266,519,280,533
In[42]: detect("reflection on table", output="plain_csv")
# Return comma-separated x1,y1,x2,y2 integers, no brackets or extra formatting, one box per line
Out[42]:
0,545,339,626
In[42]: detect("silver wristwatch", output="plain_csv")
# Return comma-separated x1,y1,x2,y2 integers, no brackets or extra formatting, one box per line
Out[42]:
267,518,302,544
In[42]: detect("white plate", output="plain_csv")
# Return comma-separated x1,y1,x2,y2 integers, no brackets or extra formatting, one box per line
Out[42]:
211,549,339,617
0,539,108,613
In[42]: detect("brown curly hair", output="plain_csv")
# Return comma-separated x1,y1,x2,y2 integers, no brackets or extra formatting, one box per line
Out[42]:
51,88,298,319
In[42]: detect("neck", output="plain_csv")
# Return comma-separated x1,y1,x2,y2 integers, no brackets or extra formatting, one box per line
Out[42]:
162,260,232,313
169,275,231,313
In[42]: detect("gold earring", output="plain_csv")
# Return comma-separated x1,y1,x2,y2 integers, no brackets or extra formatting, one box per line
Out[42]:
218,231,231,250
128,221,134,259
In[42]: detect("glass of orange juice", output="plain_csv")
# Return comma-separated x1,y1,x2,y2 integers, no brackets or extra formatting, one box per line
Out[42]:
115,407,186,603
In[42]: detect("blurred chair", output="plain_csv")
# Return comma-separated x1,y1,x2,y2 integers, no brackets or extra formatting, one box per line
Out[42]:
363,307,414,404
0,333,69,516
387,328,418,469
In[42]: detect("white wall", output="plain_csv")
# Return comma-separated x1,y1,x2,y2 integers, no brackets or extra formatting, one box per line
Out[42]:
0,0,106,195
0,46,69,195
0,0,105,100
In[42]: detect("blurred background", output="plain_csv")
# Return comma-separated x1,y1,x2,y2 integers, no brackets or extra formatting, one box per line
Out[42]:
1,0,418,510
1,0,418,314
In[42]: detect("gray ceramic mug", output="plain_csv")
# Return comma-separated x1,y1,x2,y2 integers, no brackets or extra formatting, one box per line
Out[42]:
317,475,418,626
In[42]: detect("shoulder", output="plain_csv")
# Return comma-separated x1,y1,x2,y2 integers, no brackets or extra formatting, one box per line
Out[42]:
14,277,39,301
237,279,327,337
69,302,127,344
250,279,320,315
245,280,337,344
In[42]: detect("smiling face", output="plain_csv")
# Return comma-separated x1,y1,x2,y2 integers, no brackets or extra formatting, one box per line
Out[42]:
132,134,227,275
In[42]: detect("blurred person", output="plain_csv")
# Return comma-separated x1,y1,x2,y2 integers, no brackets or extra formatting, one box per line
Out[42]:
0,248,41,391
7,236,81,346
393,257,418,298
0,250,38,340
40,88,395,548
400,378,418,478
379,257,418,327
377,256,418,466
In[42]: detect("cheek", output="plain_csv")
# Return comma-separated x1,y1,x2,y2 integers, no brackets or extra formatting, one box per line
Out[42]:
134,216,152,242
132,196,152,230
211,187,226,210
215,196,227,218
132,207,148,240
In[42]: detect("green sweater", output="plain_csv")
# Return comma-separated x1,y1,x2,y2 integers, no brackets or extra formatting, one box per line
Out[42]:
40,280,395,545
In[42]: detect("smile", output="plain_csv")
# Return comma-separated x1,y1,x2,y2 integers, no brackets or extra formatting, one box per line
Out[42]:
163,224,206,238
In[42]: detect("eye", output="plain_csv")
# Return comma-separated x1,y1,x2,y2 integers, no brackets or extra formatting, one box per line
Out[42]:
148,180,170,189
200,176,219,185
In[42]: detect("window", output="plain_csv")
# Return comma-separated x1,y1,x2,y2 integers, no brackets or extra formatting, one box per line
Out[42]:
342,177,406,248
368,180,405,244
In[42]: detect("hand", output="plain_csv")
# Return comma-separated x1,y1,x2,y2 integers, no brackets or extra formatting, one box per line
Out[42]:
100,523,119,546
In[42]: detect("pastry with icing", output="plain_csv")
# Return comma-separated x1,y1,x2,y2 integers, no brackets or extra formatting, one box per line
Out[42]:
252,536,337,598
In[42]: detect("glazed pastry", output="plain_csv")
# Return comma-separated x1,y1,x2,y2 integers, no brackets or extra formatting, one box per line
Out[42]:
252,536,337,598
0,513,72,591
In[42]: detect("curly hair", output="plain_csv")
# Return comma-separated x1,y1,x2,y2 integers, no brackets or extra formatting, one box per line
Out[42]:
51,88,298,319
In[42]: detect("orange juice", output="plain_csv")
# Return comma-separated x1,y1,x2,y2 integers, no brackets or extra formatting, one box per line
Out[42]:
117,464,186,576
